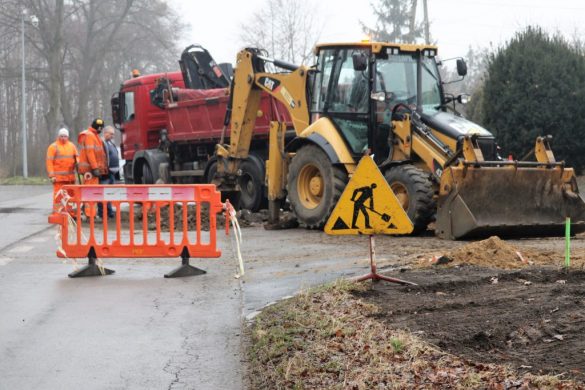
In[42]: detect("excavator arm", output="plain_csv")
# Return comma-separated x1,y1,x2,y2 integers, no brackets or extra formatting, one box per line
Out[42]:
214,48,312,216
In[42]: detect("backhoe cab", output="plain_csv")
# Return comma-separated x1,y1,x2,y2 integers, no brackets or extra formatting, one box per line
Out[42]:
215,42,585,239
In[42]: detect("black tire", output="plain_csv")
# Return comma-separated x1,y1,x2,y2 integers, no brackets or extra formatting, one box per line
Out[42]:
287,144,348,229
206,160,218,184
384,165,435,234
142,162,154,184
238,157,265,212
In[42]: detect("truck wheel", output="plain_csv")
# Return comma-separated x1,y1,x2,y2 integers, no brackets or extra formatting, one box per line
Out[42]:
206,160,218,184
287,145,347,229
142,162,154,184
384,165,435,234
238,158,265,212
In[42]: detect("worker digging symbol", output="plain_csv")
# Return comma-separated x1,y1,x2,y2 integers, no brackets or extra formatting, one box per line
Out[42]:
324,156,413,235
350,183,394,229
351,183,376,228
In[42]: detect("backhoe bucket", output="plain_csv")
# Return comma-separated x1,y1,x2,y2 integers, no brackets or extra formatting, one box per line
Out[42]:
435,165,585,239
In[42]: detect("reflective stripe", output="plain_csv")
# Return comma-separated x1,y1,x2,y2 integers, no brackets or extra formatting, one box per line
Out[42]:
47,155,75,160
52,170,75,175
79,145,103,151
78,162,91,167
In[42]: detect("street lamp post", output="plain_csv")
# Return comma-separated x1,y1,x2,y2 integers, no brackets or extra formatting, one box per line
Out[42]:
21,10,27,178
20,10,37,179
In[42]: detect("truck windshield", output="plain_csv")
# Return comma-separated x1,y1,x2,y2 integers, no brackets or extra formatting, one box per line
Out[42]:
375,54,441,114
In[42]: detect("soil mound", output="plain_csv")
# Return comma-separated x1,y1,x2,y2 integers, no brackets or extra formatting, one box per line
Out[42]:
448,236,528,269
421,236,559,269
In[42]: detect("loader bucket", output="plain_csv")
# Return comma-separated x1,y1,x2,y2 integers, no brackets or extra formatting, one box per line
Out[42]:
435,164,585,239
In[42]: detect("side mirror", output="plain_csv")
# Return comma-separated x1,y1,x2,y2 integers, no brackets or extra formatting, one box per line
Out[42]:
456,59,467,76
111,92,121,127
352,52,368,71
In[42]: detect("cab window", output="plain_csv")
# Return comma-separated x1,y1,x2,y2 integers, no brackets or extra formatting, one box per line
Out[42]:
123,91,135,122
312,49,336,113
328,49,370,114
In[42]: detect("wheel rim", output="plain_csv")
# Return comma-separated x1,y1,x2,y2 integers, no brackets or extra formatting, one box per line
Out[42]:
297,163,323,209
391,182,409,211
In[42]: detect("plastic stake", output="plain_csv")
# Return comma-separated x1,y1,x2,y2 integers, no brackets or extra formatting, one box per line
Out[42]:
565,217,571,268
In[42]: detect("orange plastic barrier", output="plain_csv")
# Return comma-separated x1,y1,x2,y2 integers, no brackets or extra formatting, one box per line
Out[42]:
48,184,229,278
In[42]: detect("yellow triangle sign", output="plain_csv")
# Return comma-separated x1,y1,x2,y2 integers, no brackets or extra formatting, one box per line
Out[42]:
324,156,413,235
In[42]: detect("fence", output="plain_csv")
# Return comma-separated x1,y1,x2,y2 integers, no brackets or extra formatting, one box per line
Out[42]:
48,184,229,278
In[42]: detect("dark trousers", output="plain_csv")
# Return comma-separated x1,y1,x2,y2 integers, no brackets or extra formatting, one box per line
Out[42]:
98,172,115,218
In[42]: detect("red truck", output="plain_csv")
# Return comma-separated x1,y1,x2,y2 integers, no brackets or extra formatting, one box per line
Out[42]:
111,45,290,211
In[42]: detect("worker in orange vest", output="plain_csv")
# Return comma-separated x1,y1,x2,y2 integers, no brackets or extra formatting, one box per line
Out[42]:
78,118,109,218
46,128,78,214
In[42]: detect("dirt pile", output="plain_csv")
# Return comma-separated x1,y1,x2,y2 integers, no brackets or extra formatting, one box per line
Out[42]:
137,203,220,231
421,236,558,269
141,205,296,231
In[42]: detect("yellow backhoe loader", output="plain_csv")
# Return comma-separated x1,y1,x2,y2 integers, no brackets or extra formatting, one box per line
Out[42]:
214,42,585,239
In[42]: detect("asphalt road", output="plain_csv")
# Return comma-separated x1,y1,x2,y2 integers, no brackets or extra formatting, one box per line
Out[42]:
0,185,55,252
0,185,375,389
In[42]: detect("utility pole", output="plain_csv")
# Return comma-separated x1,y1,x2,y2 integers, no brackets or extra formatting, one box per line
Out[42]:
423,0,430,44
20,10,38,179
21,10,27,178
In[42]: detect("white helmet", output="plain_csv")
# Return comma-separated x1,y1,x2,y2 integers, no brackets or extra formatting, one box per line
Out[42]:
58,128,69,137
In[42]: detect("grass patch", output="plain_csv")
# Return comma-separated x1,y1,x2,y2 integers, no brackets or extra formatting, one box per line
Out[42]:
0,176,50,185
389,337,404,353
246,279,580,389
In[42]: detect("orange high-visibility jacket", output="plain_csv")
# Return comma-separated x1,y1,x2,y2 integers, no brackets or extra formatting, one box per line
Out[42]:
78,127,108,175
46,139,78,182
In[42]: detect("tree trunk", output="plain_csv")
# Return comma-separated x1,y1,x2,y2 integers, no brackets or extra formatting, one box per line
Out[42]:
44,0,65,135
409,0,418,42
423,0,430,44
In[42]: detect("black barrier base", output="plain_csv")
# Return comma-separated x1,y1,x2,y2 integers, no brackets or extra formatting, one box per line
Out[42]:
68,253,115,278
164,247,206,278
164,264,206,278
69,263,115,278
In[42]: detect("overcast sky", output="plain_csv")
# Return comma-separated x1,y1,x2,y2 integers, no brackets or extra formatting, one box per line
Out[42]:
171,0,585,66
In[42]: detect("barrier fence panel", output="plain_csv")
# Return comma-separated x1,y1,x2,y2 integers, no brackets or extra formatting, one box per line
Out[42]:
48,184,228,278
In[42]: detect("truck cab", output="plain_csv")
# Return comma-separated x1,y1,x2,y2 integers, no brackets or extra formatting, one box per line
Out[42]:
111,71,185,183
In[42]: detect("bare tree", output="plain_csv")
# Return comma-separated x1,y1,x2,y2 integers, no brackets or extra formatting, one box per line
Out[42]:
238,0,322,65
0,0,185,177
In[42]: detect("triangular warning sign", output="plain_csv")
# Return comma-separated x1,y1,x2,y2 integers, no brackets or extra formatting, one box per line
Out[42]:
324,156,413,235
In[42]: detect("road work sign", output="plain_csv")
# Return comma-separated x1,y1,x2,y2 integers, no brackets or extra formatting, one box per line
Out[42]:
324,156,413,235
